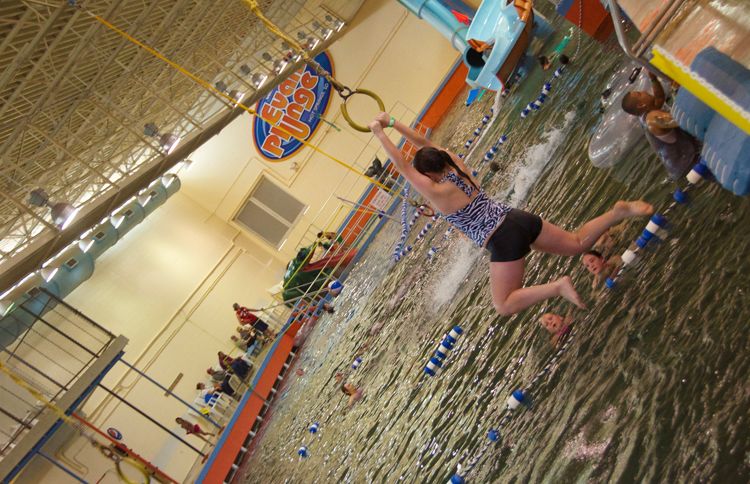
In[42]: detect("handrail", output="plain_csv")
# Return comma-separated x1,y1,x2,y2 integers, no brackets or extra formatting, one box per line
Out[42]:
633,0,687,58
605,0,667,77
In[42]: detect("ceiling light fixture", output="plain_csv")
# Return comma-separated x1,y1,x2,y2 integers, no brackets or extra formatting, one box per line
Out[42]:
143,122,181,154
28,188,79,230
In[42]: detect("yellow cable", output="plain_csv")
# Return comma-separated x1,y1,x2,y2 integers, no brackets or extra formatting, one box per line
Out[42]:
79,8,397,194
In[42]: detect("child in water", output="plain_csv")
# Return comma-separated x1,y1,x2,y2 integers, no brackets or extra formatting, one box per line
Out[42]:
341,382,364,407
539,311,574,347
581,250,622,289
580,223,627,288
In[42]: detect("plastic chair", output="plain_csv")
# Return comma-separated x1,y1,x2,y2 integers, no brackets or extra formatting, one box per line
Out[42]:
228,375,248,398
207,392,234,420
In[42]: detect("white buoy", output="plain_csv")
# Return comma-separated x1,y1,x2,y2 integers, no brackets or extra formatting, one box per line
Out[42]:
621,249,638,265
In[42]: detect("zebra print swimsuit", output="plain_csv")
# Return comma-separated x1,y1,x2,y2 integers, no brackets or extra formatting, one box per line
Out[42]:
441,172,512,247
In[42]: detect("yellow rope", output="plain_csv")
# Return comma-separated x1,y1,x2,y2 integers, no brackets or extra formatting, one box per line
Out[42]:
77,8,396,194
0,361,76,426
0,361,153,483
243,0,386,133
244,0,309,62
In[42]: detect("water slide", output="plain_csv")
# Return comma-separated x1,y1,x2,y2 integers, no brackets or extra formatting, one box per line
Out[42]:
398,0,541,91
397,0,470,53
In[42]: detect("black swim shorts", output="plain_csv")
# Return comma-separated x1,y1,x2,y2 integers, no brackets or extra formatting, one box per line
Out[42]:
485,208,543,262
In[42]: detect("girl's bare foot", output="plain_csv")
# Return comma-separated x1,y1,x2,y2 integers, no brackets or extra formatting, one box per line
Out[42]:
557,276,586,309
613,200,654,219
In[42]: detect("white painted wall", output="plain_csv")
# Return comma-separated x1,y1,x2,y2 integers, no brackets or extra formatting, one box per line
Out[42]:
44,1,461,481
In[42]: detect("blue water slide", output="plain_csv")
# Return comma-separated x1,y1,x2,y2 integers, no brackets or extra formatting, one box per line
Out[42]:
465,1,526,91
397,0,469,52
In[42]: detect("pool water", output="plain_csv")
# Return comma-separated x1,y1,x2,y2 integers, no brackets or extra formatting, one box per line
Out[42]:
242,16,750,484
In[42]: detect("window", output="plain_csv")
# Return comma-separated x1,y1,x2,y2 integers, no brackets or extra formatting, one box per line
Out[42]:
235,176,306,248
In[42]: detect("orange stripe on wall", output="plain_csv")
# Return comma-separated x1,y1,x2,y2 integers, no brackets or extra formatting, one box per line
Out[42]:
420,63,468,129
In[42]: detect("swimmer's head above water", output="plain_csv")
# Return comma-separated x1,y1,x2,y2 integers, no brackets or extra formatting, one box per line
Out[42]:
582,250,605,275
413,146,478,189
540,313,565,334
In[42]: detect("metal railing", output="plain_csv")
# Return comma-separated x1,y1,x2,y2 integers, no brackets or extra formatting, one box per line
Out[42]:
0,290,116,458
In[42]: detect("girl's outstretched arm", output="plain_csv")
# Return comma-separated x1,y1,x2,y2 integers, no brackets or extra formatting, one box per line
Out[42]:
369,114,438,196
378,112,436,150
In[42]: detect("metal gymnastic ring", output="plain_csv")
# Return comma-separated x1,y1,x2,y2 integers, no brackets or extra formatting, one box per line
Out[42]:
339,89,385,133
115,457,152,484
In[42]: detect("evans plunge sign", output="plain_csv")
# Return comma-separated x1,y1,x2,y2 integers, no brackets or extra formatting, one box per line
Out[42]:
252,52,334,160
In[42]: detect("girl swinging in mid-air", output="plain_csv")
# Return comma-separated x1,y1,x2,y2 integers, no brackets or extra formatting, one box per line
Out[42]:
369,112,653,315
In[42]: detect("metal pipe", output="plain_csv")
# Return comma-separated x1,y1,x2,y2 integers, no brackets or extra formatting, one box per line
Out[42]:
606,0,668,76
17,305,98,359
1,348,69,390
0,406,32,430
118,359,222,429
36,450,88,484
634,0,686,58
39,288,115,340
96,383,206,457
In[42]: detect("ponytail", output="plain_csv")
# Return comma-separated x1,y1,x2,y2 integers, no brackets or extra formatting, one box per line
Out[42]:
444,156,479,191
414,147,480,191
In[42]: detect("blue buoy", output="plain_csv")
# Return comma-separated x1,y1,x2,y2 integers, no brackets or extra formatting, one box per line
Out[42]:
435,346,448,359
471,170,478,177
352,357,362,369
328,280,343,296
605,278,616,289
544,83,551,90
641,229,654,241
507,389,525,410
298,446,309,457
673,189,688,204
635,237,649,249
440,340,454,351
473,128,481,136
450,475,465,484
458,154,464,159
650,214,667,227
488,429,500,442
445,335,457,345
430,357,443,368
686,162,710,184
309,423,319,434
424,366,436,376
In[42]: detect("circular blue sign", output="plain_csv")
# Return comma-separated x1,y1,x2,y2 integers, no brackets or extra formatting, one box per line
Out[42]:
253,51,334,161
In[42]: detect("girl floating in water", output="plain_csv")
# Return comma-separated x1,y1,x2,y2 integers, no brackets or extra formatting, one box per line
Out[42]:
540,311,574,347
341,382,364,407
369,112,653,315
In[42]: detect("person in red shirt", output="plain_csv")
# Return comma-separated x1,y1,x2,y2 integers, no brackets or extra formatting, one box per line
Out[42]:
232,303,273,337
175,417,215,443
